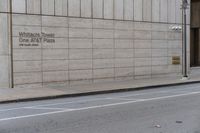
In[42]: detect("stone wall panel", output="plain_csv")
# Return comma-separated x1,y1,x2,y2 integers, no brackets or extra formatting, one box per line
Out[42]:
27,0,41,14
42,0,54,15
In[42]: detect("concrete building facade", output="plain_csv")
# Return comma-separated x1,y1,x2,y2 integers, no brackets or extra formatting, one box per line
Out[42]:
0,0,192,88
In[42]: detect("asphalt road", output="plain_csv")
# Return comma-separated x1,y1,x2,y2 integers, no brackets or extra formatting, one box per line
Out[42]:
1,83,200,133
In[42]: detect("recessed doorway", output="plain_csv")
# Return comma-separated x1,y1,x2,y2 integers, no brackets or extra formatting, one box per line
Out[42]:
190,0,200,67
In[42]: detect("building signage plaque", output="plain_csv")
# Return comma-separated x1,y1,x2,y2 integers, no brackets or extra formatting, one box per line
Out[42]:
172,56,180,65
18,32,56,47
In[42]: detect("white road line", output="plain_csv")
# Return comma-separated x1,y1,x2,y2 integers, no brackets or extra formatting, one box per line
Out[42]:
0,110,72,122
0,91,200,122
110,86,200,99
0,107,28,112
28,98,108,108
108,90,172,99
24,107,67,110
105,97,139,101
0,98,105,112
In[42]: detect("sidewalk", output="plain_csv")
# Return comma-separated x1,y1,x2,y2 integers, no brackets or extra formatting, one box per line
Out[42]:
1,76,200,104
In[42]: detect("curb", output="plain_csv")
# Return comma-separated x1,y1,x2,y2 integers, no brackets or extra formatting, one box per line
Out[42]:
1,80,200,104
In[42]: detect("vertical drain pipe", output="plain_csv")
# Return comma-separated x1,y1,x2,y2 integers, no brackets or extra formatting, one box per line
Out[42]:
183,7,187,78
9,0,14,88
181,0,189,79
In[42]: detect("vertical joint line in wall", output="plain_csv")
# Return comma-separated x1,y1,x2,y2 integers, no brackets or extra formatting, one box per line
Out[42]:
133,27,135,79
25,0,27,14
151,0,153,22
113,0,115,19
167,32,169,70
176,0,178,23
166,0,168,23
91,0,93,18
151,0,152,22
133,0,134,21
40,0,42,15
167,0,169,22
54,0,56,16
79,0,82,17
114,28,115,79
9,0,14,88
142,0,144,21
132,21,134,79
67,18,70,86
123,0,125,20
150,24,153,78
159,0,161,22
41,15,43,86
67,0,68,16
92,18,94,83
150,41,152,78
102,0,104,19
113,0,114,20
114,23,116,80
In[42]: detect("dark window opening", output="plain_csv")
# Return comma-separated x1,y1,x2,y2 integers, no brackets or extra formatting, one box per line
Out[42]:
191,28,200,66
191,0,200,67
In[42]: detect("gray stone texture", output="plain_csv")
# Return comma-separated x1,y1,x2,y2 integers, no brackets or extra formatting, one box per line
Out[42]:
68,0,80,17
55,0,68,16
160,0,168,22
104,0,114,19
175,0,182,24
124,0,134,20
0,13,10,88
0,0,9,12
9,14,183,86
114,0,124,20
27,0,41,14
0,0,189,87
42,0,54,15
168,0,176,23
134,0,143,21
81,0,92,17
152,0,160,22
143,0,152,21
0,55,10,87
93,0,103,18
0,0,187,24
12,0,26,13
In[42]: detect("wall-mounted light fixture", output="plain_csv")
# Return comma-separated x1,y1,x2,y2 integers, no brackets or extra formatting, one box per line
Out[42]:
170,25,182,32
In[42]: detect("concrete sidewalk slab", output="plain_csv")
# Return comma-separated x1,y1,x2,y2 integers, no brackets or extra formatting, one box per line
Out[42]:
1,76,200,104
